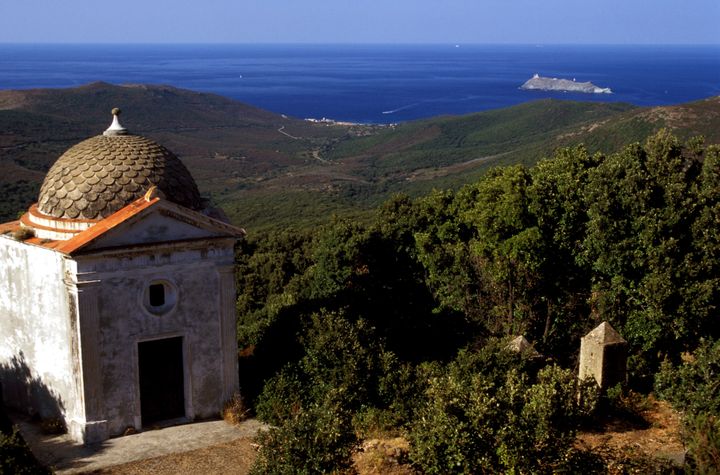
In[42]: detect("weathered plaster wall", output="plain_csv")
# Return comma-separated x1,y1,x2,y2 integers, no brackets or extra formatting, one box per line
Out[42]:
0,237,81,424
76,240,238,437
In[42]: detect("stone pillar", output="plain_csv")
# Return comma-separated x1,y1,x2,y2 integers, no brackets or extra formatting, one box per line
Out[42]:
578,321,627,390
69,274,109,444
507,335,539,357
217,265,239,403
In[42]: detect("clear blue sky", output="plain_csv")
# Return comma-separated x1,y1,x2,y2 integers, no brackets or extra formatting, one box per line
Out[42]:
1,0,718,44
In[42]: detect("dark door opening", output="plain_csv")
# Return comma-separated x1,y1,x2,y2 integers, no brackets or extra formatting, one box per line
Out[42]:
138,337,185,426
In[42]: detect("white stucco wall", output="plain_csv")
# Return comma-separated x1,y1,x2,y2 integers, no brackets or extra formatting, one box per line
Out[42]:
1,216,240,443
0,236,82,423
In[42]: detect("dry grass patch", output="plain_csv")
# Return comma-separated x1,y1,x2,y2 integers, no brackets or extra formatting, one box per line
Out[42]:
222,393,250,426
353,437,415,475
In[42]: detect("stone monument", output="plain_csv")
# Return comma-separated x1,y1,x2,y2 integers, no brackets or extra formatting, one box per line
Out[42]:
578,322,627,389
507,335,540,358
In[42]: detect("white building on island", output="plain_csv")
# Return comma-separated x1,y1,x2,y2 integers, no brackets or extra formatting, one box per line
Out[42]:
0,109,244,444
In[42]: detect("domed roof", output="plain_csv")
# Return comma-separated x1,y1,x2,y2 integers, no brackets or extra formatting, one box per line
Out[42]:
37,110,202,220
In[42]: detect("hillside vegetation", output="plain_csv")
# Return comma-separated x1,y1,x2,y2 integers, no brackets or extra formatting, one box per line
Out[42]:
3,83,720,471
1,82,719,231
238,131,720,473
0,82,354,221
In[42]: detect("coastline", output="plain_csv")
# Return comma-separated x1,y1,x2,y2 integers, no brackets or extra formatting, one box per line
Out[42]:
0,44,717,123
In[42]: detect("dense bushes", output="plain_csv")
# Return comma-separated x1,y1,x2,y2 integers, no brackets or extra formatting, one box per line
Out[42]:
582,133,719,384
655,339,720,416
656,339,720,472
1,397,47,474
0,428,48,475
250,392,358,475
683,414,720,474
407,346,592,474
240,131,720,472
252,327,598,473
255,310,383,425
252,311,382,471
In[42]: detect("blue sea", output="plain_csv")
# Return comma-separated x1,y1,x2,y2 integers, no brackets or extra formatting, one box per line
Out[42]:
0,44,718,123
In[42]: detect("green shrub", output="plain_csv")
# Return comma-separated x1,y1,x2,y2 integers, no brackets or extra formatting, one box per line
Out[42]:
255,364,308,426
447,339,531,388
352,356,445,438
684,413,720,474
299,312,379,411
375,353,440,427
352,407,401,438
408,368,502,474
655,339,720,473
497,365,582,471
408,353,585,474
655,339,720,416
250,393,358,475
0,427,49,474
255,309,383,425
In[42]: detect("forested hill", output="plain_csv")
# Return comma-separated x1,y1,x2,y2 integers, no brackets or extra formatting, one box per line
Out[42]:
1,82,719,229
0,81,356,221
238,130,720,473
0,81,349,183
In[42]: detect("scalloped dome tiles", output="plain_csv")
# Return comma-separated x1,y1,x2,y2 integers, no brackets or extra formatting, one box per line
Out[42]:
37,133,202,220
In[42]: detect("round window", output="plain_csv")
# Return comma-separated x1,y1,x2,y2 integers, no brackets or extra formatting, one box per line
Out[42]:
142,279,178,316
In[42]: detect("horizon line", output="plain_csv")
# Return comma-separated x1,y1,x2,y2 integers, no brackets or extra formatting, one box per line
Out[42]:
1,42,719,47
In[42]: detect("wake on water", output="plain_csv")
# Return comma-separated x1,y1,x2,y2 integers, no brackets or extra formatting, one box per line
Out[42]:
382,103,420,114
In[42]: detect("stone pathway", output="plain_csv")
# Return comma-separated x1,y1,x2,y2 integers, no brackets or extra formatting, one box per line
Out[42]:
15,417,266,474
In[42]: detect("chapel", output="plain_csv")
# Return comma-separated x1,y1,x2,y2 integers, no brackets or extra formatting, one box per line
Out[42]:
0,109,244,443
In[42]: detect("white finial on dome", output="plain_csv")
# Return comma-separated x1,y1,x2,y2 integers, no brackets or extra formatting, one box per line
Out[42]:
103,108,128,136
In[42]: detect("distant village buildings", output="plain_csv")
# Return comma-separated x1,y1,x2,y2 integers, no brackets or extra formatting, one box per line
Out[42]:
0,109,244,443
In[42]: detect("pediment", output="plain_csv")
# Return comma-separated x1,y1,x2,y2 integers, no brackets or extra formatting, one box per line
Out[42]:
57,198,245,254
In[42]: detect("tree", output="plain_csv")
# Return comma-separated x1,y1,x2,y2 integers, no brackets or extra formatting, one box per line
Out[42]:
583,131,707,372
528,145,600,355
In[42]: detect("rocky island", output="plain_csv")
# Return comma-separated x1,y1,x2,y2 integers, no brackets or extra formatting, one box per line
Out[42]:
520,73,612,94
